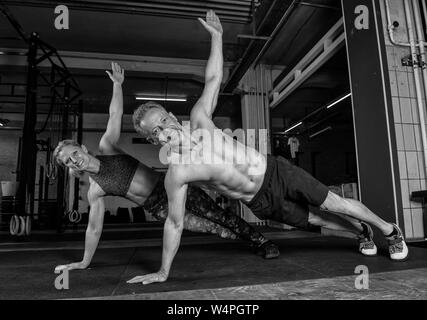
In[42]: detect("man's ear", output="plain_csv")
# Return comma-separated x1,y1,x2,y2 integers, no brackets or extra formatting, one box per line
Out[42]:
81,144,88,153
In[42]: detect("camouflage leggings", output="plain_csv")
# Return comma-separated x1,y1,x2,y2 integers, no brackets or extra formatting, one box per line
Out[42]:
143,176,267,246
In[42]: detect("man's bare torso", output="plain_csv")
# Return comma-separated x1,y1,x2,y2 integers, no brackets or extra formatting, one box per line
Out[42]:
171,126,267,203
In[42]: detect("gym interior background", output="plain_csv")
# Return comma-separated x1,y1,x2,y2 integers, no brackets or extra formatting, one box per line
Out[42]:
0,0,426,300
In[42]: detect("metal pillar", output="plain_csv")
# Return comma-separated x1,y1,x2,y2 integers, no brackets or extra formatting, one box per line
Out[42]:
43,138,51,215
72,100,83,214
56,82,70,233
38,165,44,218
16,32,38,218
342,0,403,242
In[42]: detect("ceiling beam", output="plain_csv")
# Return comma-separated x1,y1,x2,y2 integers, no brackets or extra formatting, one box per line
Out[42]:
270,19,344,109
222,0,298,93
298,2,341,11
2,0,253,23
0,48,233,83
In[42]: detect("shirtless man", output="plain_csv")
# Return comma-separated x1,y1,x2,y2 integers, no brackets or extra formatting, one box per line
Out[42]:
129,10,408,285
54,62,280,272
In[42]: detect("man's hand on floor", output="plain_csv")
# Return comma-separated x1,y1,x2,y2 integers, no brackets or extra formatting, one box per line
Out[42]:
55,261,88,272
127,270,168,285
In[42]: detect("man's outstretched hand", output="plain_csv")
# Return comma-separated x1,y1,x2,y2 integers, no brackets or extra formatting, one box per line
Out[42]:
127,270,168,285
198,10,223,36
106,62,124,85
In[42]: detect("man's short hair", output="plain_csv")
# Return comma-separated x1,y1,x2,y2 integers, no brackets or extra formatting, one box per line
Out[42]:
53,140,81,165
132,101,166,138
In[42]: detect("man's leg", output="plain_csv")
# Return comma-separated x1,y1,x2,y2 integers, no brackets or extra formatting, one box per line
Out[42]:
320,191,393,234
308,208,378,256
308,209,362,235
320,191,408,260
185,185,280,259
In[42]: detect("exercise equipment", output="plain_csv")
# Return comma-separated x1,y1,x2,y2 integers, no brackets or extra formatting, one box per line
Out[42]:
9,215,32,236
68,210,82,224
9,215,19,236
0,3,82,236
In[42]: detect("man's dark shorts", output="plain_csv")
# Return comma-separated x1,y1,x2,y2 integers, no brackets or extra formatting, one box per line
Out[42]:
246,156,330,230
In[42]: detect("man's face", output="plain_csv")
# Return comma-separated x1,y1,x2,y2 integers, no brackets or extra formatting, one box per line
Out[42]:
140,108,182,147
57,145,91,172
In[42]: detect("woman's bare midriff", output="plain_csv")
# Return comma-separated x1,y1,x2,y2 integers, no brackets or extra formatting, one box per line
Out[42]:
126,164,162,206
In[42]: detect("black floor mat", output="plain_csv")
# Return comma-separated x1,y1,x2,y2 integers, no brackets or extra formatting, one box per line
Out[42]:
409,241,427,249
0,236,426,299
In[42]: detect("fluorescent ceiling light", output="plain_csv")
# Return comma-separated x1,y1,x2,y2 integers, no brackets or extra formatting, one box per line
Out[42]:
284,121,303,133
277,92,351,135
309,126,332,139
326,93,352,109
135,97,187,102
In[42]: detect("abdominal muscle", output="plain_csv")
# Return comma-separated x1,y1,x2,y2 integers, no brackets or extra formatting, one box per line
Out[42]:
185,134,267,203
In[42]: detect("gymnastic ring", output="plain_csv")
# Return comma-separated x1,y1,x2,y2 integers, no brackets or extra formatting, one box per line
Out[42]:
9,216,15,235
72,210,79,223
68,210,74,222
75,211,82,224
25,216,32,236
9,215,19,236
18,216,26,236
69,210,79,223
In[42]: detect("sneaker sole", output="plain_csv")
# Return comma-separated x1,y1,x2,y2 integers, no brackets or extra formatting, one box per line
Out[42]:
255,248,280,259
360,252,378,257
390,252,409,262
264,252,280,259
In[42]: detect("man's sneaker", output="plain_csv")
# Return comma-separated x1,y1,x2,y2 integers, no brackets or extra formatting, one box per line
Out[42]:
254,240,280,259
358,222,378,256
386,223,409,261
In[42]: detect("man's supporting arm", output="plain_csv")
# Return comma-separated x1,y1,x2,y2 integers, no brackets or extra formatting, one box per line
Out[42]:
127,168,188,285
159,179,188,278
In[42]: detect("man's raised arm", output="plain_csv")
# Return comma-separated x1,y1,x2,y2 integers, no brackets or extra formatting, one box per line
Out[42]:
190,10,223,126
127,168,188,285
99,62,125,151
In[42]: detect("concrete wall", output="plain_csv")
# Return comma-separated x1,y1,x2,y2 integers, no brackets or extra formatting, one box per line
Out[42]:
380,0,426,239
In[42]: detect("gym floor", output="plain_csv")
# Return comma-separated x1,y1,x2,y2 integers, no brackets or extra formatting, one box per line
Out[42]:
1,227,426,300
